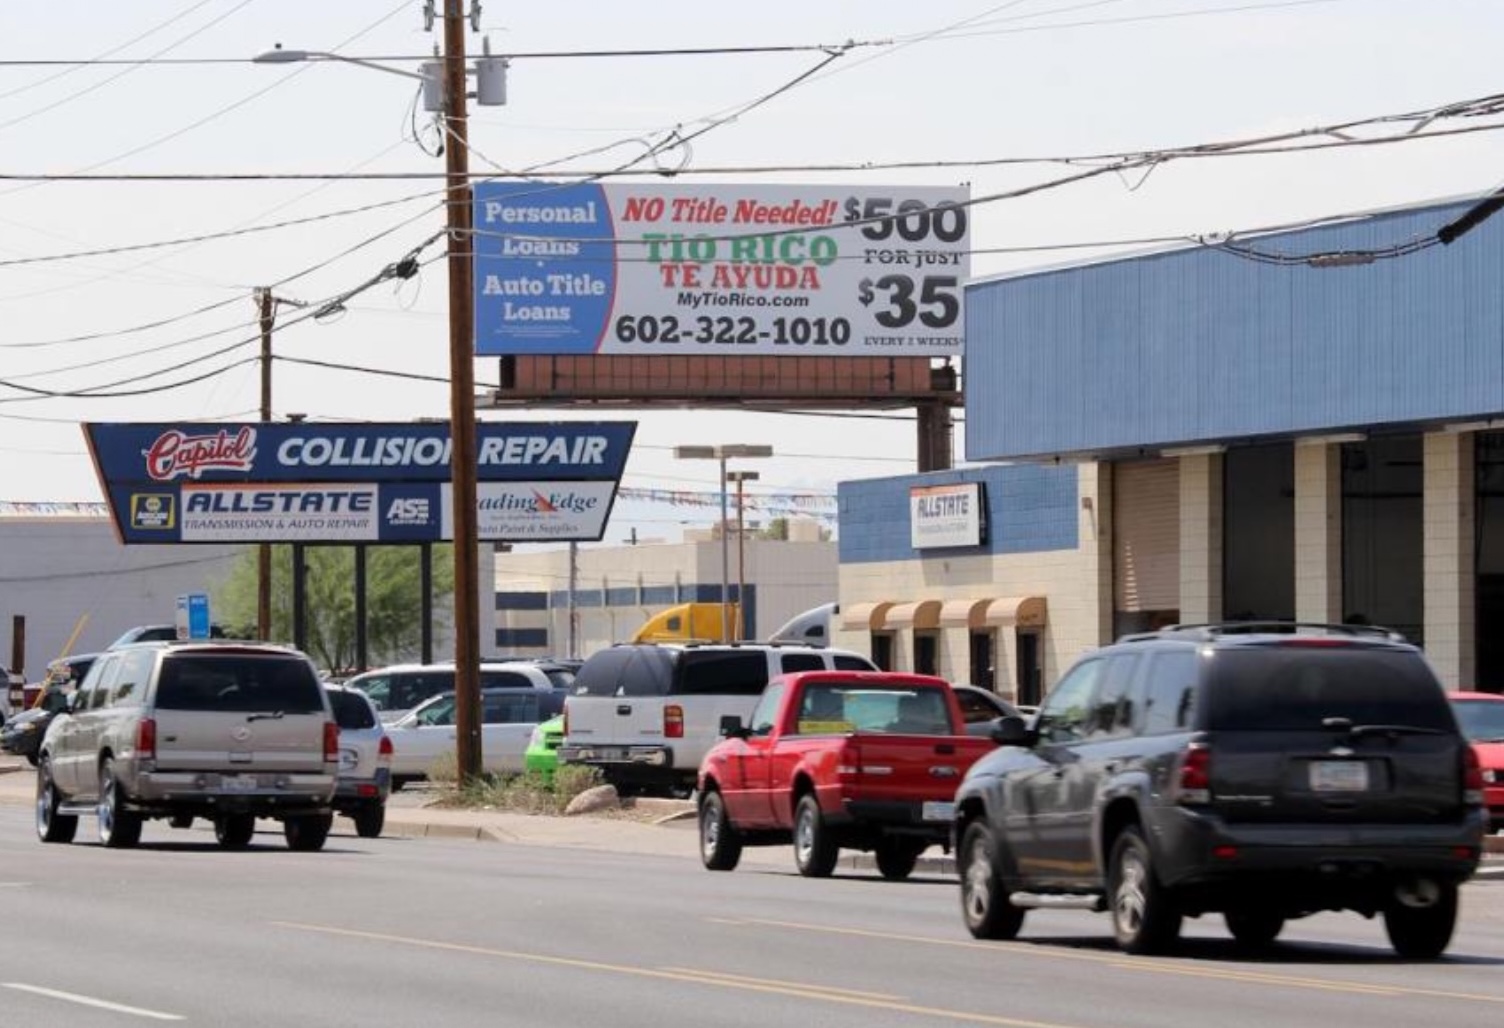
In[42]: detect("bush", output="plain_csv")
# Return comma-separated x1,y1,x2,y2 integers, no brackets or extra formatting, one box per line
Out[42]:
445,763,604,815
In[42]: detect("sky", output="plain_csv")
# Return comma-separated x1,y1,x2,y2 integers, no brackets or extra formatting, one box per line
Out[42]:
3,0,1504,546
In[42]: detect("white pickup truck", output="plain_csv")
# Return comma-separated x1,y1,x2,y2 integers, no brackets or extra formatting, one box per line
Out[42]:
558,642,876,797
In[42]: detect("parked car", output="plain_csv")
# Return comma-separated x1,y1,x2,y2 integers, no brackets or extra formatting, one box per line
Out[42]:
954,621,1484,959
386,686,567,787
698,671,996,878
524,714,565,779
950,684,1022,737
325,683,392,838
344,660,565,724
559,641,877,797
36,640,339,851
1448,690,1504,831
1,682,71,764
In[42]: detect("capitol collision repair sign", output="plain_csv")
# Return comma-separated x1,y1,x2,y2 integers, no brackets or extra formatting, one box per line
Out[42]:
84,422,635,544
472,182,969,358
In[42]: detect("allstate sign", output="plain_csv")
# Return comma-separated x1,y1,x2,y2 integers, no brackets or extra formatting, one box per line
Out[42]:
85,422,636,545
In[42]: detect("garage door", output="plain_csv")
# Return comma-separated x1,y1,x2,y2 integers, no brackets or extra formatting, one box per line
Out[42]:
1114,459,1180,613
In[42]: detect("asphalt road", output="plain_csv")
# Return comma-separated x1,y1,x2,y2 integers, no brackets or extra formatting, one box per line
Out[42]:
4,803,1504,1027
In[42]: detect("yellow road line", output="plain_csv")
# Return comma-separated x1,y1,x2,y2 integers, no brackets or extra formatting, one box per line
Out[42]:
272,921,1091,1028
660,966,904,1001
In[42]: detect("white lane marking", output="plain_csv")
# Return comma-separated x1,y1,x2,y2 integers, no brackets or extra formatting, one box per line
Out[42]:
3,983,184,1020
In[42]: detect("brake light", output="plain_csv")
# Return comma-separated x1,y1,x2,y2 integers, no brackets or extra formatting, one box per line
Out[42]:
1463,746,1484,806
377,734,393,769
323,721,339,763
1176,742,1211,805
135,718,157,761
664,704,684,739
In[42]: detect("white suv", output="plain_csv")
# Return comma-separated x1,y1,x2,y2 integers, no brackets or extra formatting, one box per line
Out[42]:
558,642,876,797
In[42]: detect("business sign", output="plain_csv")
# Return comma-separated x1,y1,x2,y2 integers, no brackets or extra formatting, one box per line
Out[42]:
472,182,969,358
85,422,635,545
910,482,985,549
177,593,211,639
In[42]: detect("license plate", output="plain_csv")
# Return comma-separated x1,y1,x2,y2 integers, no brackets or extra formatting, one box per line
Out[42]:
1310,760,1368,792
921,801,954,822
223,775,259,793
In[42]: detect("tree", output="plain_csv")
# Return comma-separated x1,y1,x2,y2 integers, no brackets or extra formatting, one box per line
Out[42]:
214,545,455,672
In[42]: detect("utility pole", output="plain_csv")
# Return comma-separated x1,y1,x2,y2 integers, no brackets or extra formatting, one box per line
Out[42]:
443,0,483,787
256,288,274,642
727,471,759,642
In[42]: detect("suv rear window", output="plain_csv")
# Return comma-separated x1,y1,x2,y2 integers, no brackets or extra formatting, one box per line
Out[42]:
1203,646,1453,731
675,652,771,697
155,654,324,713
328,689,377,730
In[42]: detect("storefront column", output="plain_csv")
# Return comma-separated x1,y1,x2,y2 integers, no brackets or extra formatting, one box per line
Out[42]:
1082,462,1114,647
1424,431,1475,687
1179,453,1223,624
1294,440,1342,624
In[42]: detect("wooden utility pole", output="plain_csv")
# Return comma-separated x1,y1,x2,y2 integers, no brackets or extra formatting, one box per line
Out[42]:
444,0,483,786
256,288,274,641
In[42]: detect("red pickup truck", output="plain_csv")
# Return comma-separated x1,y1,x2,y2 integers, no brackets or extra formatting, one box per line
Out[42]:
696,670,996,879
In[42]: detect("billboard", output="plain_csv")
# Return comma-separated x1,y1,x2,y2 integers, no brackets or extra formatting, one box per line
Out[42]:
909,482,985,549
85,422,636,545
472,183,969,358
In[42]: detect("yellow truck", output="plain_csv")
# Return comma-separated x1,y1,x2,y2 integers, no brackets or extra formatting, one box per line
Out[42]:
629,602,740,643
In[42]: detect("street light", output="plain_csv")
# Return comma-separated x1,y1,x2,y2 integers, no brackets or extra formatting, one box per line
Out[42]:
725,470,759,642
255,7,504,785
674,444,774,642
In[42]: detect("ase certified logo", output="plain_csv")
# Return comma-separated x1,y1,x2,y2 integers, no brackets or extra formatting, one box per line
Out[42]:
129,493,176,530
386,497,432,526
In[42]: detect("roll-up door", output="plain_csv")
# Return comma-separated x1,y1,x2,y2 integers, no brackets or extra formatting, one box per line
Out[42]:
1114,459,1180,613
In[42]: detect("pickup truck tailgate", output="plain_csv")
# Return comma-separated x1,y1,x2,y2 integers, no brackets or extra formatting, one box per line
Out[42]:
838,734,986,808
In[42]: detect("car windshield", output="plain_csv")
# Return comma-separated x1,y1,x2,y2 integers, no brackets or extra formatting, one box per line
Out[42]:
795,684,952,735
1451,699,1504,742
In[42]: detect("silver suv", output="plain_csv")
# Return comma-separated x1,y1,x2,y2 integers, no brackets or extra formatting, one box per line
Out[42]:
36,641,339,851
324,683,391,838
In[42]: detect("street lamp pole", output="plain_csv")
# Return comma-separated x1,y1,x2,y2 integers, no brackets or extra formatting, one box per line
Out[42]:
726,470,759,642
674,445,773,643
442,0,483,786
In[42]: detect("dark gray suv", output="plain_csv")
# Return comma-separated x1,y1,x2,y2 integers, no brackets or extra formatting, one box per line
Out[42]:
954,622,1485,958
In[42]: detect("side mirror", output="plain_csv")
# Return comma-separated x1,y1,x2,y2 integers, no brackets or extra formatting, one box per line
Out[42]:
718,714,749,739
990,714,1032,747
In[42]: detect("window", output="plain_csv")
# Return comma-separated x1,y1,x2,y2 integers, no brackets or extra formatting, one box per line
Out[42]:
110,649,155,707
573,649,636,697
1035,659,1104,745
1088,654,1143,738
1141,650,1198,735
413,696,457,727
153,655,324,713
675,652,769,697
74,655,118,712
833,654,878,672
1203,648,1450,731
354,675,392,710
955,689,1008,725
482,692,541,724
87,657,124,711
748,682,784,737
794,684,851,734
779,653,826,674
328,689,377,730
480,671,535,690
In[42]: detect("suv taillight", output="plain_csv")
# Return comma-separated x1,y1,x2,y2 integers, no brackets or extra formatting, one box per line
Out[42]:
1176,741,1211,805
1464,746,1484,806
378,734,393,768
323,721,339,763
135,718,157,762
664,704,684,739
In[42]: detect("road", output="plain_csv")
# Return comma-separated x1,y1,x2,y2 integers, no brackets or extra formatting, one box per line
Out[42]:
3,804,1504,1027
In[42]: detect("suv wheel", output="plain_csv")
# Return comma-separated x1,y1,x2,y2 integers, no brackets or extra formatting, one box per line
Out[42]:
284,813,333,852
793,794,839,878
1108,826,1181,954
958,821,1025,940
874,838,926,881
698,789,742,872
98,758,143,849
36,757,77,844
215,813,255,849
1384,879,1458,959
353,803,385,840
1225,911,1284,949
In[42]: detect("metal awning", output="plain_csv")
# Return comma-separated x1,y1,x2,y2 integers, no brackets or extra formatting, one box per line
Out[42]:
881,599,943,630
937,596,1047,629
840,601,894,631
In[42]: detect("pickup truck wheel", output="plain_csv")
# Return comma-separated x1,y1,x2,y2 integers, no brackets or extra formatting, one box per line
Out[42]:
1108,826,1181,954
1384,880,1458,959
959,821,1024,939
793,794,839,878
874,838,925,881
1225,911,1284,949
215,813,255,849
36,756,77,844
353,803,385,839
698,790,742,871
98,758,143,849
284,813,333,852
